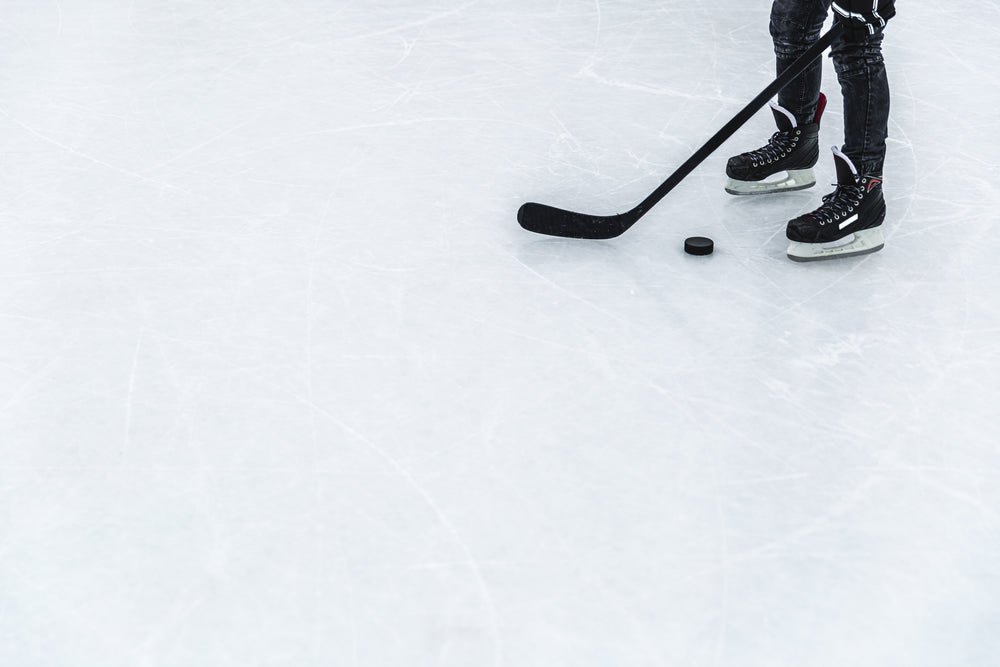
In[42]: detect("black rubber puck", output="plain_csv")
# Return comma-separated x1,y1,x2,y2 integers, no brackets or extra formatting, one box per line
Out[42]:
684,236,714,256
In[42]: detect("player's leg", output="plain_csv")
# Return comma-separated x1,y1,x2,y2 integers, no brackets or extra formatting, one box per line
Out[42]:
785,12,891,261
772,0,831,124
831,14,890,177
724,0,832,195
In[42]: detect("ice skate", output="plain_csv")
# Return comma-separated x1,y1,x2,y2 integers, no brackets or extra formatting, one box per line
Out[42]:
786,146,886,262
724,94,825,195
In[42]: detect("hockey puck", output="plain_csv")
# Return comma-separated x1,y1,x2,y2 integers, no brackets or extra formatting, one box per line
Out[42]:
684,236,714,256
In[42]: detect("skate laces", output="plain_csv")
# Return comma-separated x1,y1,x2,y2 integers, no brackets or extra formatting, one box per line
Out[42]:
806,183,863,224
743,130,798,166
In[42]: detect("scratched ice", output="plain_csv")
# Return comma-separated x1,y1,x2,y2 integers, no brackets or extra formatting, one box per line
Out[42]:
1,2,999,665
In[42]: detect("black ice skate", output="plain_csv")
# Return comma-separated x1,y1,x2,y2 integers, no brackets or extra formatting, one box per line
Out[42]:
724,93,825,195
785,146,886,262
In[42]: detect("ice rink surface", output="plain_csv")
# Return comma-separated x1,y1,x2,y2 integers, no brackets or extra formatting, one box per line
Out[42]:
2,1,999,665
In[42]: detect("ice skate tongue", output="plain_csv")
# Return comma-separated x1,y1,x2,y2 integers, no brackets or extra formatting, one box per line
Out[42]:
769,101,797,132
832,146,860,185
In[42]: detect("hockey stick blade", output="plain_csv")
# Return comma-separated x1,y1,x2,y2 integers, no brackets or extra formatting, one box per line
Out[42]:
517,202,637,240
517,22,843,239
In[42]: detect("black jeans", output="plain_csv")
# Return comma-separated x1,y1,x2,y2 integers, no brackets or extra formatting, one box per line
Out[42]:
770,0,890,175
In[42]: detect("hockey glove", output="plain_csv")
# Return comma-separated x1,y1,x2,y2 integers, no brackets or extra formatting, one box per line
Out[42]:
832,0,896,39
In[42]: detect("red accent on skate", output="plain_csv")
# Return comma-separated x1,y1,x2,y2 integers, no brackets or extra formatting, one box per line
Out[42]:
867,178,881,193
813,93,827,124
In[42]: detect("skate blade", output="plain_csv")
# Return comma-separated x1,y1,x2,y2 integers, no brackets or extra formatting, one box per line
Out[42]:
725,169,816,196
786,227,885,262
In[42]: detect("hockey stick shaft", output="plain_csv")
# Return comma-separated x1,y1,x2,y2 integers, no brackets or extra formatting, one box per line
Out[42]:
518,21,844,239
630,22,843,219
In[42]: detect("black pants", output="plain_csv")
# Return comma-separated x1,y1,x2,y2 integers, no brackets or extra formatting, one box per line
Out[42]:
770,0,890,175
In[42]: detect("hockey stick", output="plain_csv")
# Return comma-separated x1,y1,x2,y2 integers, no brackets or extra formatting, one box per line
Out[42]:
517,21,844,239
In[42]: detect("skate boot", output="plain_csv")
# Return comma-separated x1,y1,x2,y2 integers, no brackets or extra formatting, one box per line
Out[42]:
785,146,886,262
725,93,825,195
